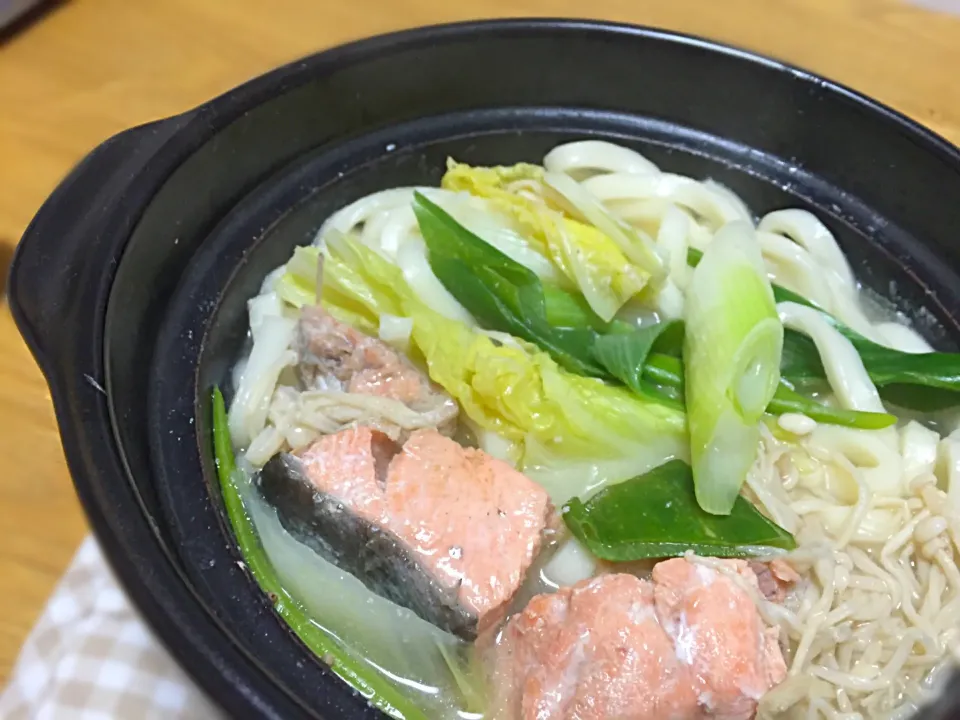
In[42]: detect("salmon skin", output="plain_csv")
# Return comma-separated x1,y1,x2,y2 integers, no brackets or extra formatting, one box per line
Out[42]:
259,451,477,638
258,426,550,640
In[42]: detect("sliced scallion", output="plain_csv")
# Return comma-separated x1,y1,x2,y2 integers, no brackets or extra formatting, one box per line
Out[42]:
683,222,784,515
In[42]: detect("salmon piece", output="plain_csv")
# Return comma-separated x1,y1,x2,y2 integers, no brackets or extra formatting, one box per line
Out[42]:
652,559,787,719
347,366,426,403
298,306,430,404
749,558,801,603
492,574,700,720
492,560,787,720
296,307,458,440
259,426,551,639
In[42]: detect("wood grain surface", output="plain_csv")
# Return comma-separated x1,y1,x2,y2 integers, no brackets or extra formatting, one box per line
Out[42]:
1,0,958,684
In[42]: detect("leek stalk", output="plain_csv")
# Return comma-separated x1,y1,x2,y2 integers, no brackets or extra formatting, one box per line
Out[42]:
683,223,784,515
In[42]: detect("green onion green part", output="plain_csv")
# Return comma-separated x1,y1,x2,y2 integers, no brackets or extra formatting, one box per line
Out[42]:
413,191,605,376
592,321,684,398
642,354,895,430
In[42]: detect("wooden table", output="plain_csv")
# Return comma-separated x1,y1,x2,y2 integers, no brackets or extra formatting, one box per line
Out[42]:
1,0,958,684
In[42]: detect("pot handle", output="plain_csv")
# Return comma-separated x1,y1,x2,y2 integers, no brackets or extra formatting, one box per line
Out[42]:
7,119,181,369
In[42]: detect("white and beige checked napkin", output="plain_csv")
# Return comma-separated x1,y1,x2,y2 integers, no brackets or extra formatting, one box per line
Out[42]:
0,537,223,720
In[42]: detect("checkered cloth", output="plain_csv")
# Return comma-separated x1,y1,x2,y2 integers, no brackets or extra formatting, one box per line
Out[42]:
0,537,222,719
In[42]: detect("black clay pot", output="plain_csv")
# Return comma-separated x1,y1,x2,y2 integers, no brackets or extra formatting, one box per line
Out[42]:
9,19,960,720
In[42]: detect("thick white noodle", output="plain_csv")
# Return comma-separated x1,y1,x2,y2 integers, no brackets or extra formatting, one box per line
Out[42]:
822,274,883,341
543,139,661,176
315,188,424,242
228,315,297,447
876,321,934,354
808,424,904,498
759,231,835,309
562,142,929,356
759,209,856,290
374,205,418,259
778,302,884,413
656,204,692,289
702,179,754,224
938,430,960,514
582,172,750,228
901,421,940,483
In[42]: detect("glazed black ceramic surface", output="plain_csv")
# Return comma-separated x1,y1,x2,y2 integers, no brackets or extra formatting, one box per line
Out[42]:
9,19,960,719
